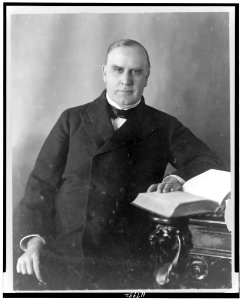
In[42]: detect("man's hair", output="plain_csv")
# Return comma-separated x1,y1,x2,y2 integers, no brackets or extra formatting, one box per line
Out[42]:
105,39,151,70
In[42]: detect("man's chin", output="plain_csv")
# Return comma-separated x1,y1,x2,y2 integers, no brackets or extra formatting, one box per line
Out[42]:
114,95,139,107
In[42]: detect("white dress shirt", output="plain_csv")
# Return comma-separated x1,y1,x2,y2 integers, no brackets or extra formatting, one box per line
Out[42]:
106,93,141,131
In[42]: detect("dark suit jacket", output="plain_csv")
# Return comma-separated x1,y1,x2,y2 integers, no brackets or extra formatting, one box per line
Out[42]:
19,90,224,284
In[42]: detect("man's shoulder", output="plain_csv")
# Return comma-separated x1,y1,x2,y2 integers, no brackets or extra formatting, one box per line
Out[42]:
60,91,105,118
143,103,180,126
61,103,87,116
59,98,97,120
54,99,99,134
144,104,174,118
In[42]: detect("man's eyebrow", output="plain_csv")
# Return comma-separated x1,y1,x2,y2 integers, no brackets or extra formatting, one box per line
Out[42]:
131,67,143,70
111,65,143,71
111,64,123,69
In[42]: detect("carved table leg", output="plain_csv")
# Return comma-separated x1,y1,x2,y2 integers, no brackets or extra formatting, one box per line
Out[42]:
148,215,192,287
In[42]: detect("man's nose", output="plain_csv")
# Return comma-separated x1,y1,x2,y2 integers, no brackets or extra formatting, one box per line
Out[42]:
121,71,133,85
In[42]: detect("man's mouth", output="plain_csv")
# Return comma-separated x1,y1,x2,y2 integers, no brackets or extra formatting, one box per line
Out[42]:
118,90,133,93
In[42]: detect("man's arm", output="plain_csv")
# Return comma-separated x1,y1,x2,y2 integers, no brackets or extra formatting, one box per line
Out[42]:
19,109,70,240
147,117,225,193
17,110,70,281
168,117,224,180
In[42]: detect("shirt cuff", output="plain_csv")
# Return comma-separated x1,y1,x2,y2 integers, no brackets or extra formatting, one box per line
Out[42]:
164,175,186,185
20,234,46,251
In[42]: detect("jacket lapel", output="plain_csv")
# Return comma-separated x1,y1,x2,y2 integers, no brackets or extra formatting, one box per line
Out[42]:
80,90,114,148
96,97,159,155
80,90,159,155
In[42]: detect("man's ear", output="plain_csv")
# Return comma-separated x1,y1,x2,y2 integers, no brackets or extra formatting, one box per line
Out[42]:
102,65,107,83
144,71,150,87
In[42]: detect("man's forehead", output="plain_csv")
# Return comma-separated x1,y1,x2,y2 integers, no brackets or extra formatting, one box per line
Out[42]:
107,46,148,66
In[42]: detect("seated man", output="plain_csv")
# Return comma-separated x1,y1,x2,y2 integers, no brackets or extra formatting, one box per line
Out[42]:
16,39,224,290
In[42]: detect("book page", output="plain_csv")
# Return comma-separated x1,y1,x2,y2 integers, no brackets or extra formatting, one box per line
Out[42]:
132,191,209,217
182,169,231,204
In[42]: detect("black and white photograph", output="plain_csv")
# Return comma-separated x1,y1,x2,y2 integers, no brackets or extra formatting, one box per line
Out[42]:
3,2,238,296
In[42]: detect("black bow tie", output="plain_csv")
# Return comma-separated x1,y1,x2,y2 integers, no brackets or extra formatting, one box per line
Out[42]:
108,104,137,119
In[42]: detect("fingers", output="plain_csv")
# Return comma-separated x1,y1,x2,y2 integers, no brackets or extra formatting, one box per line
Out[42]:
157,182,172,193
147,182,173,193
25,257,34,275
147,184,158,192
147,181,182,193
16,256,30,275
32,255,44,283
16,260,20,273
171,182,182,192
160,181,182,193
16,252,44,284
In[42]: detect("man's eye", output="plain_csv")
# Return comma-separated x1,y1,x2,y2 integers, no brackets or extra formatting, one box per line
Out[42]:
114,67,123,73
133,69,142,75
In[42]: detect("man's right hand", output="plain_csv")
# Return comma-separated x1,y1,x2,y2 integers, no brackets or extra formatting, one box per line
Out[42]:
16,236,46,284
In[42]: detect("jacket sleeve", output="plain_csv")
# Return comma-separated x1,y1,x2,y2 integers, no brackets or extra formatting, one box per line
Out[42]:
18,110,70,244
168,117,225,181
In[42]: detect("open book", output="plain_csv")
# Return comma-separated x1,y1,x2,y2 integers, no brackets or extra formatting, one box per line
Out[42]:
132,169,231,218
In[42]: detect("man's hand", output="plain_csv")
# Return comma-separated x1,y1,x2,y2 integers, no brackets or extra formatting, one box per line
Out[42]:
16,236,46,284
147,176,182,193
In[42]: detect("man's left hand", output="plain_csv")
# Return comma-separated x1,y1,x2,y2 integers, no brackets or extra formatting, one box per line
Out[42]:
147,177,182,193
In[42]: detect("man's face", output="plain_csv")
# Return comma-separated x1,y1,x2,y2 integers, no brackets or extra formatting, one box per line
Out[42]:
102,46,150,108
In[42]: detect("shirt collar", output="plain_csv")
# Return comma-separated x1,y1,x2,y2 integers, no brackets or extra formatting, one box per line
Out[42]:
106,92,141,110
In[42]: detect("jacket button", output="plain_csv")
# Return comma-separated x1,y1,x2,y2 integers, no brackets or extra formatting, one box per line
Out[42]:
89,183,96,190
86,214,92,221
128,160,134,166
109,219,115,225
93,156,99,161
120,187,126,193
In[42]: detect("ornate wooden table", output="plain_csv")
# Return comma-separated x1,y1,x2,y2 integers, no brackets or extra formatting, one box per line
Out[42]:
148,210,232,289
